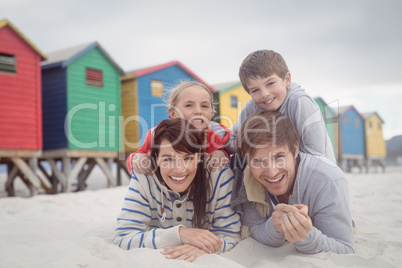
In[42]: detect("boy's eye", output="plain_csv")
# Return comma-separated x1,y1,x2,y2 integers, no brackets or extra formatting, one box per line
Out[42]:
267,82,274,87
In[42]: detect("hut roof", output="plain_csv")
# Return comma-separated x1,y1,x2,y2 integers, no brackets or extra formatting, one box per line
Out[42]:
0,19,47,60
338,105,365,120
213,81,242,93
41,41,124,75
362,111,385,123
123,61,215,93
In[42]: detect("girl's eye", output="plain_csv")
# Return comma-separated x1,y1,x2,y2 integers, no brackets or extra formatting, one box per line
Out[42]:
184,156,194,161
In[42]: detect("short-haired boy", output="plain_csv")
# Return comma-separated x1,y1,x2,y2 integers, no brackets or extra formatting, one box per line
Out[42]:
226,50,334,161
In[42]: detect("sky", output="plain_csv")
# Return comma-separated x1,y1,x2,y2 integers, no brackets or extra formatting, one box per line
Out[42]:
2,0,402,139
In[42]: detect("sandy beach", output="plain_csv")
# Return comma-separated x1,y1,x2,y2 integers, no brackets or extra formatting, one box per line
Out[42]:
0,166,401,268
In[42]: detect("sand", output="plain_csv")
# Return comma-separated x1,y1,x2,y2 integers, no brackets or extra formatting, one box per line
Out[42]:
0,166,401,268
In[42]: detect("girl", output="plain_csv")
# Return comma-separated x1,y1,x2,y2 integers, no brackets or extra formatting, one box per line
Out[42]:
113,119,241,262
126,81,230,175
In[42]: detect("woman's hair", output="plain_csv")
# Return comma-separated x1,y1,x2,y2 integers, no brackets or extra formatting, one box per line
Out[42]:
150,118,209,228
167,80,216,115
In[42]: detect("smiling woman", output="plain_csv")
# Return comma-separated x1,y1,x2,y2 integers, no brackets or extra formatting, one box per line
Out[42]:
112,118,241,262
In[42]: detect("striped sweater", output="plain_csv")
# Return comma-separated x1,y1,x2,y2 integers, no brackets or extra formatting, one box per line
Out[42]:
112,167,241,252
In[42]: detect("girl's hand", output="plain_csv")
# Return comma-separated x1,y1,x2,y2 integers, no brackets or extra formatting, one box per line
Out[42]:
132,152,153,175
161,244,208,262
179,227,222,253
207,150,229,172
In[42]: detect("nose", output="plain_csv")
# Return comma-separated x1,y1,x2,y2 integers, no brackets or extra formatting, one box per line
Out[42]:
173,159,186,173
194,105,202,114
265,163,278,177
261,88,270,98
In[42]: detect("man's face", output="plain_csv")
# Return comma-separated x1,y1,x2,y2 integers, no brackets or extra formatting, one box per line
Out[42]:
248,143,298,202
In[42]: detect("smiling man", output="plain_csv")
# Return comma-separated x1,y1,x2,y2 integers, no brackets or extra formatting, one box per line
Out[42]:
230,110,354,254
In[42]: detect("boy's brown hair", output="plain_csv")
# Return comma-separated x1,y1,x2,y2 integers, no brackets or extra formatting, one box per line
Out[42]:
239,50,289,93
238,110,299,160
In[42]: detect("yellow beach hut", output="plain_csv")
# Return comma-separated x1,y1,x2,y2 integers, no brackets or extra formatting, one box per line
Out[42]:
213,81,251,128
362,112,386,172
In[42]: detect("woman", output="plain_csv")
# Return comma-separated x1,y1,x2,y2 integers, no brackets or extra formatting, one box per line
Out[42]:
112,118,240,262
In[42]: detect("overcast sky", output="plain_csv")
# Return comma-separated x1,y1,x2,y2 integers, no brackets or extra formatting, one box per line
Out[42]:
2,0,402,139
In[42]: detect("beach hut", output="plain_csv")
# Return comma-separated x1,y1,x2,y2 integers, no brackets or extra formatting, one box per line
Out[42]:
338,105,366,172
120,61,214,153
362,112,386,172
40,42,124,192
213,81,251,128
0,19,47,195
314,97,339,159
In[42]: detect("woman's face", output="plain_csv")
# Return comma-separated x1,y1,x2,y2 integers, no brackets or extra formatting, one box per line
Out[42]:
156,139,199,194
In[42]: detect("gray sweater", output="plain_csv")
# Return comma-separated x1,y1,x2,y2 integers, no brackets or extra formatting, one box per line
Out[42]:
227,83,335,162
233,153,354,254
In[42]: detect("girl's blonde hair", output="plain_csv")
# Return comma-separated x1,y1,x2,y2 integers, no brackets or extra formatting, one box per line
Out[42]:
167,81,216,115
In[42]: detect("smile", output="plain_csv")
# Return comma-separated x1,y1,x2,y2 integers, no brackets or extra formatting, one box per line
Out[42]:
265,174,284,184
170,175,187,182
192,119,203,123
263,98,275,104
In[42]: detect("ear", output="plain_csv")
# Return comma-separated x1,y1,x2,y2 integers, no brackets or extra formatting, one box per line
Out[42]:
294,144,299,158
168,108,176,119
285,72,291,87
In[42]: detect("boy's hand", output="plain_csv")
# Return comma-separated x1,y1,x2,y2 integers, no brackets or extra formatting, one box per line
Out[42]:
161,244,208,262
132,152,153,175
207,150,229,172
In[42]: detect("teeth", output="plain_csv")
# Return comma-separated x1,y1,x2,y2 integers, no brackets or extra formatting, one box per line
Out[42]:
266,175,283,183
192,119,203,123
264,99,274,104
171,176,186,181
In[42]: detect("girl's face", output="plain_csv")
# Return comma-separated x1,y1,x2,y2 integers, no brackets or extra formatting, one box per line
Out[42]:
156,139,199,194
168,86,213,130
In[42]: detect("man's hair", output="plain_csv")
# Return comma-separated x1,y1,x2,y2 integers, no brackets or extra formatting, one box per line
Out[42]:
238,110,299,159
239,50,289,93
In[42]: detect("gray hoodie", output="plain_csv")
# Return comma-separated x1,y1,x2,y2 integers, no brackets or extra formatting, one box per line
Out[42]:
234,152,354,254
227,83,335,162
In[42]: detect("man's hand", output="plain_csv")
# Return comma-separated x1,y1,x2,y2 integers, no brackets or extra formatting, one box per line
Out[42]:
272,203,310,235
279,204,312,243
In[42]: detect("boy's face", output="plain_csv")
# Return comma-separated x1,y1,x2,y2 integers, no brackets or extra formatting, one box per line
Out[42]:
247,72,291,111
248,143,298,201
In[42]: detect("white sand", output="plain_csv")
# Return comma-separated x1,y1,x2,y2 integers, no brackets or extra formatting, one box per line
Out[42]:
0,166,401,268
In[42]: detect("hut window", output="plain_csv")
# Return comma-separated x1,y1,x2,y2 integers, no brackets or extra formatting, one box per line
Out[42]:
355,118,359,127
151,80,164,97
369,121,372,129
378,123,382,130
231,96,238,108
344,116,348,125
86,68,103,87
0,53,16,74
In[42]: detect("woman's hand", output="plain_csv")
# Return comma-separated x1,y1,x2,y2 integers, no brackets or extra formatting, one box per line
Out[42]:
161,244,208,262
179,227,222,253
206,150,229,171
132,152,153,175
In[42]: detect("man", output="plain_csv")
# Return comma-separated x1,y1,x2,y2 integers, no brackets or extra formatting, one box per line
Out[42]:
230,110,354,254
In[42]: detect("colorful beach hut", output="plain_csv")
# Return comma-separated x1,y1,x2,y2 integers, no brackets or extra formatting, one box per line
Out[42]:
338,105,366,172
314,97,339,159
213,81,251,128
120,61,214,153
0,19,47,195
362,112,386,172
40,42,124,192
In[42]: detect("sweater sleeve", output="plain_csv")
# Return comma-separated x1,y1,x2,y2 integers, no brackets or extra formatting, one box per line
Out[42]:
208,168,241,252
126,129,154,175
112,173,183,249
287,95,335,161
226,99,257,154
293,176,354,254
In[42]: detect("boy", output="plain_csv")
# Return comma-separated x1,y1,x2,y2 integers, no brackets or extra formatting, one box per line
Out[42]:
226,50,334,161
232,110,354,254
